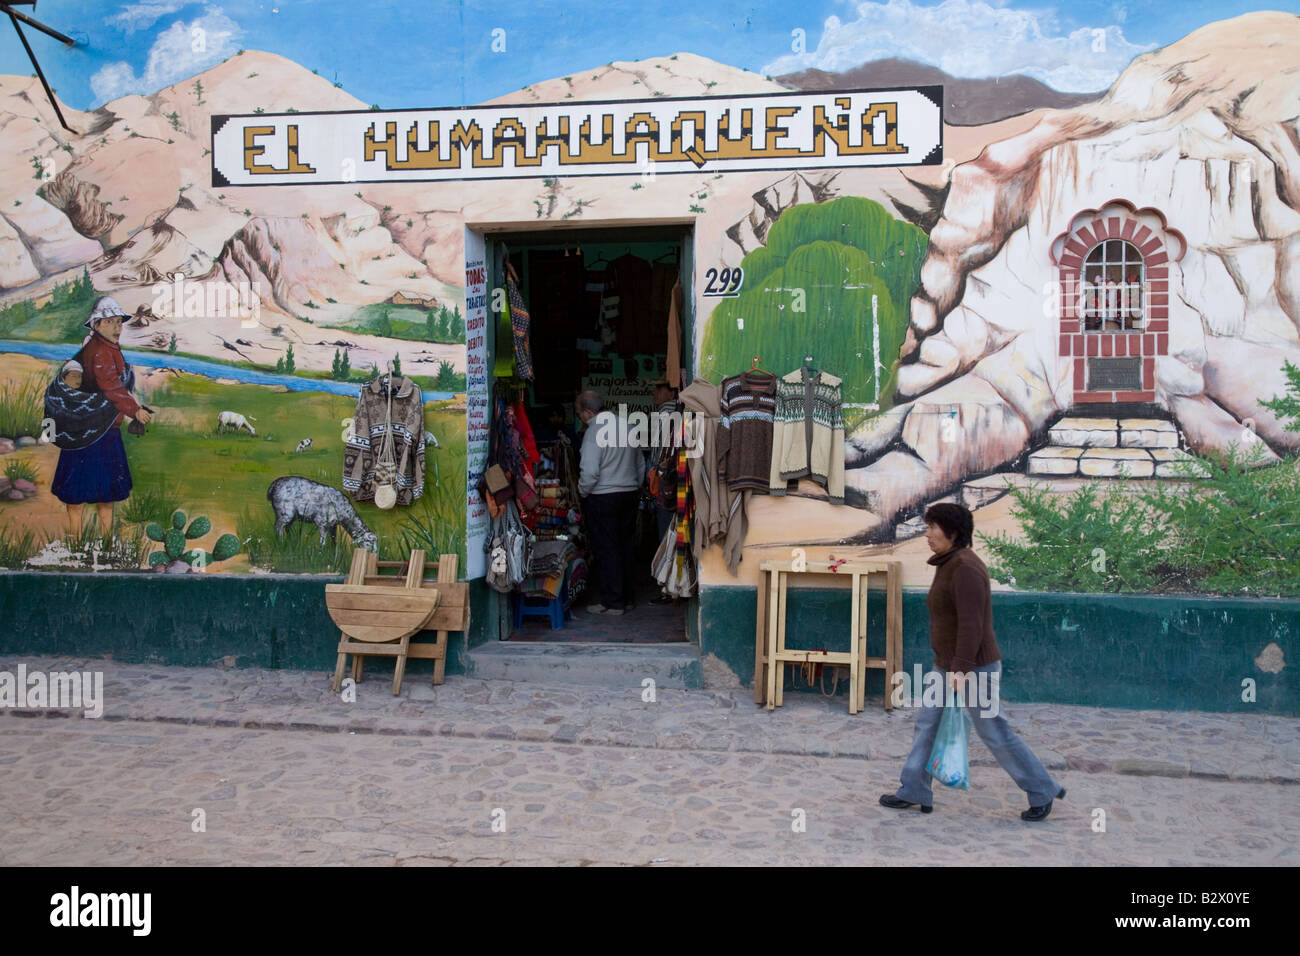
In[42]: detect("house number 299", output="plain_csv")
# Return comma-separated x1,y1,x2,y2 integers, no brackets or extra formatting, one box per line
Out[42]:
702,267,744,297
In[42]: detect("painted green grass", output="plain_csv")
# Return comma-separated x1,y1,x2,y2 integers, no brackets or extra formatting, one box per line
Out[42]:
118,472,185,528
0,268,96,343
0,525,38,568
318,303,462,344
3,455,40,484
3,514,151,572
122,371,467,574
157,347,465,393
0,373,46,439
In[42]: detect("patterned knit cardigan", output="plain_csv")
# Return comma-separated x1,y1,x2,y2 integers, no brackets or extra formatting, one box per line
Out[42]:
768,369,845,505
343,374,426,505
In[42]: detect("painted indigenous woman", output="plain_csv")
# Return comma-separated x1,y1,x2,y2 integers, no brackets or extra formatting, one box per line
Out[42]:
47,297,155,536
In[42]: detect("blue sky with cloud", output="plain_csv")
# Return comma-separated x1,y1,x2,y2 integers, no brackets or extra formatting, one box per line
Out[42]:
0,0,1280,111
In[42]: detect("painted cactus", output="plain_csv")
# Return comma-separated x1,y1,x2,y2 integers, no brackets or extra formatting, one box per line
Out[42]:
146,510,240,572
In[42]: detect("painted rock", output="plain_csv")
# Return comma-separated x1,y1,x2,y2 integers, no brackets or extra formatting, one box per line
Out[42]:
13,479,36,493
7,489,23,500
0,477,9,491
0,438,13,454
15,436,37,447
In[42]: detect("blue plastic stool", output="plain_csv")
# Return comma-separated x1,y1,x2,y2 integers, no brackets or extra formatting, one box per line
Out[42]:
513,565,573,631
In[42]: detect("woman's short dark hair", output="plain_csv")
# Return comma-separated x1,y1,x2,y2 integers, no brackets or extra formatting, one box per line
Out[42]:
924,502,973,549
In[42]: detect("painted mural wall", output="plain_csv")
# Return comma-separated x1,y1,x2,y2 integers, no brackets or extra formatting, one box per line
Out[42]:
2,2,1298,600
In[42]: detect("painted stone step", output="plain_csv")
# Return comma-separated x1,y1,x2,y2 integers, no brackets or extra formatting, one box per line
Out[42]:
1049,417,1119,448
1079,447,1155,477
1119,418,1179,449
1028,446,1084,475
1152,447,1211,478
465,641,703,690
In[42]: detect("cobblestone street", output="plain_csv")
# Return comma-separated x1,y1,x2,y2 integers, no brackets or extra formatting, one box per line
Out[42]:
2,656,1297,866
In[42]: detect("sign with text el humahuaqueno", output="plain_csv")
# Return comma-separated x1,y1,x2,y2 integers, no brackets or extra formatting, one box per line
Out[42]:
210,87,942,186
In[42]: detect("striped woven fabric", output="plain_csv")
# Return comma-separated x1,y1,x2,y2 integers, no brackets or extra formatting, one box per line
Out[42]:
507,277,534,381
717,369,777,491
675,446,694,555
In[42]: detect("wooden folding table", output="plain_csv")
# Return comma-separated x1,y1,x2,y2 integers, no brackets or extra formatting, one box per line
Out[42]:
754,559,902,713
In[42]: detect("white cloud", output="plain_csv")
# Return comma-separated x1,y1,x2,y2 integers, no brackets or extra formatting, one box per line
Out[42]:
107,2,190,34
91,8,241,103
764,0,1156,93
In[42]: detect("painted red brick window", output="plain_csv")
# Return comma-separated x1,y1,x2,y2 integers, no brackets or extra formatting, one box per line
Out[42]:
1052,202,1184,404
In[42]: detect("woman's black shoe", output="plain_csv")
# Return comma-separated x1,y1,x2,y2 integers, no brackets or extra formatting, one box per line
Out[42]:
1021,787,1066,822
879,794,932,813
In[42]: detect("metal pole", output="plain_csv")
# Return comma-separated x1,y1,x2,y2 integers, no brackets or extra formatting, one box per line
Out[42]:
2,4,76,45
6,10,74,132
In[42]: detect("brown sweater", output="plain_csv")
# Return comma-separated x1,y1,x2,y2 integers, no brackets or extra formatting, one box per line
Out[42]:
926,546,1001,672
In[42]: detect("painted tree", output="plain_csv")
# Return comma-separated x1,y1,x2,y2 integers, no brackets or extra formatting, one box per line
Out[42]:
436,360,457,390
699,196,927,409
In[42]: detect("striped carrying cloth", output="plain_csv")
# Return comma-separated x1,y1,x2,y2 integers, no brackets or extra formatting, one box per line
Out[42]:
507,277,534,381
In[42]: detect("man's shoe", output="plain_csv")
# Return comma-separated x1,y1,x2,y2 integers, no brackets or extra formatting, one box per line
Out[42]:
879,794,932,814
1021,787,1066,822
588,604,624,616
649,594,673,605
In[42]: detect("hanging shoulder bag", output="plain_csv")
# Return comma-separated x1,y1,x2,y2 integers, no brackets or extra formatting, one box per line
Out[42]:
373,376,398,509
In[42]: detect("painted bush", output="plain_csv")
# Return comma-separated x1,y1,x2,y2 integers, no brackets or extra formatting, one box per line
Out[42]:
700,196,927,407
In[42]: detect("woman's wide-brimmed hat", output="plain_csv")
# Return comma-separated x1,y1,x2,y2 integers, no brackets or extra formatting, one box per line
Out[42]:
84,296,130,329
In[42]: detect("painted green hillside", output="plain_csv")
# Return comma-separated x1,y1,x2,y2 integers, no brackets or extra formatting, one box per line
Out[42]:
700,196,927,410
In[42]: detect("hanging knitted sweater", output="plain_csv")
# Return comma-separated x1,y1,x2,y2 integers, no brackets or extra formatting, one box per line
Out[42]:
343,374,426,505
716,369,777,493
769,368,845,505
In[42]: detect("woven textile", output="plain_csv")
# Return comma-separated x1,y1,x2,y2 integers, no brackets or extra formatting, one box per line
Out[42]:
674,445,694,555
507,277,535,381
769,368,845,504
343,374,426,505
717,369,777,492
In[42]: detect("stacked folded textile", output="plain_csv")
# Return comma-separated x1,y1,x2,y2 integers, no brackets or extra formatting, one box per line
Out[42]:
528,539,575,578
521,572,565,599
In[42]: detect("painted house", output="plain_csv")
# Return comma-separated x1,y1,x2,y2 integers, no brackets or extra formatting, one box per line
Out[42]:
1,2,1297,713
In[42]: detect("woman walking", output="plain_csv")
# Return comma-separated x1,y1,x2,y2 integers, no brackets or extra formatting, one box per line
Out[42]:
50,297,153,538
879,503,1065,821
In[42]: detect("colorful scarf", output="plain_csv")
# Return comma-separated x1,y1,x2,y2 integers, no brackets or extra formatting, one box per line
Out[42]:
675,446,694,555
507,277,535,381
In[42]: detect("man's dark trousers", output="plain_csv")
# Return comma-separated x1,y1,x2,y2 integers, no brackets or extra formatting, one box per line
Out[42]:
585,490,638,610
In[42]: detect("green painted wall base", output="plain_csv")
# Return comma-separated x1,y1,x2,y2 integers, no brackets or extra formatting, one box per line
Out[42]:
3,572,1295,714
0,572,470,677
698,585,1298,715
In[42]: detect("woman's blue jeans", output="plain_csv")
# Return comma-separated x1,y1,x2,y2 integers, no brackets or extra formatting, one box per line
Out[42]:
894,661,1061,808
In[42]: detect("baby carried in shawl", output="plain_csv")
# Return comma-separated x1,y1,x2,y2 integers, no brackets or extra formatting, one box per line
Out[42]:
43,353,138,449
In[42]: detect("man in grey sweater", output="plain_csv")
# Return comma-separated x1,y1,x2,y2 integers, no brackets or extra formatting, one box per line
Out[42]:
577,390,644,615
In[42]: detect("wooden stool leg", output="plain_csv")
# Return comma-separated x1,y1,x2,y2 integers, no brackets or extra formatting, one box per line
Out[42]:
432,552,457,686
433,635,447,686
754,568,769,705
886,564,902,712
332,644,348,693
847,572,857,712
392,634,411,695
352,655,364,683
765,570,780,710
774,571,788,708
858,574,869,713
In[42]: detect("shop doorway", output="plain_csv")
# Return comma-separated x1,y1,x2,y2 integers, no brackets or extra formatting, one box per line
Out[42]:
479,222,694,644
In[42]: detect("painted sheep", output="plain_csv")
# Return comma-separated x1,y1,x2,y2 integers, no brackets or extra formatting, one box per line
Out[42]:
295,438,313,453
266,476,378,552
217,411,257,435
